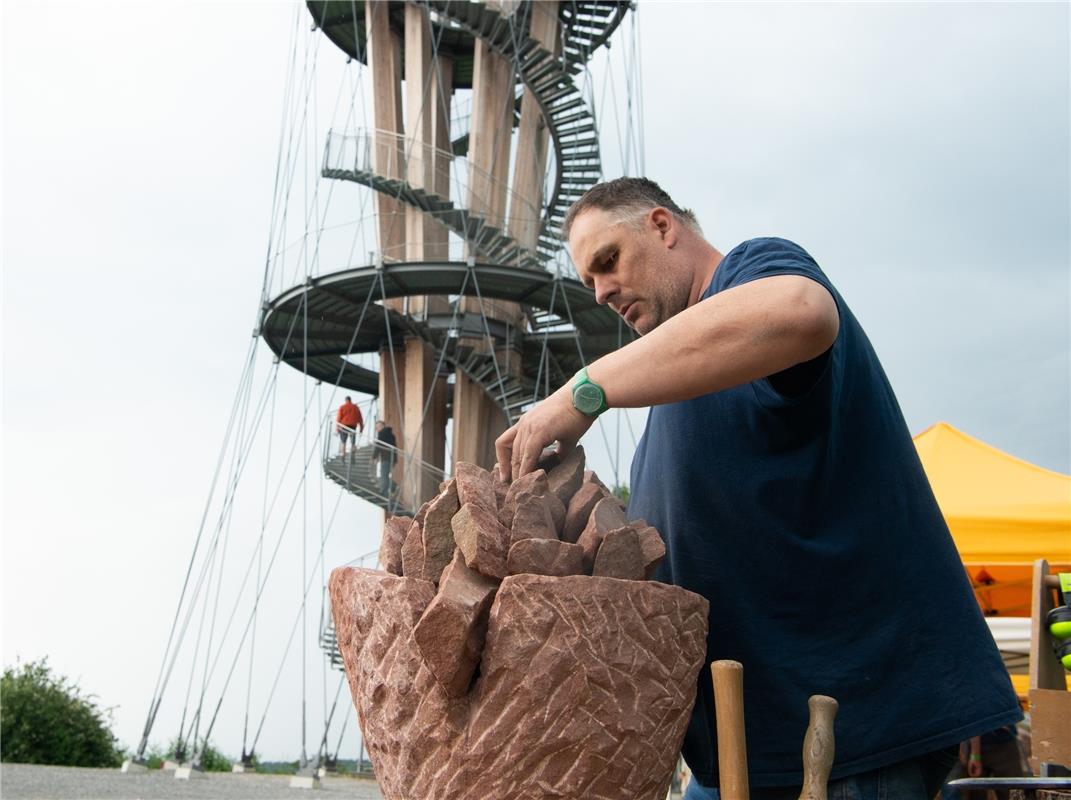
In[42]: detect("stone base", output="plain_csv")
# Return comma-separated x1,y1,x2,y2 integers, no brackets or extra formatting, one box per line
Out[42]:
231,763,247,773
161,760,182,771
120,759,148,774
174,765,205,780
289,774,321,789
330,568,709,800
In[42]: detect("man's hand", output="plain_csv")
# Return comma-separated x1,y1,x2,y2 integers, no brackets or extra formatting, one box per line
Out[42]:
495,383,595,481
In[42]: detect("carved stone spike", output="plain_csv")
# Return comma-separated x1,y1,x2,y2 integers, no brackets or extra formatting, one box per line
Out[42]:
379,515,411,576
490,463,509,511
400,500,432,578
592,526,645,580
413,551,500,697
576,496,629,572
507,538,584,577
562,480,609,544
547,445,585,504
584,469,609,493
452,503,510,580
455,462,497,512
500,469,564,533
329,568,710,800
509,491,558,546
422,480,460,585
635,524,667,579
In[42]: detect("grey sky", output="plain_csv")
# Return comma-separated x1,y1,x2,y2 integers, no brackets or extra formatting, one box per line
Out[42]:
3,0,1068,763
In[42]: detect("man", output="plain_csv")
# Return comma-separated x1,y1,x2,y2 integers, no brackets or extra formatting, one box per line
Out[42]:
495,178,1020,799
336,395,364,457
373,420,397,500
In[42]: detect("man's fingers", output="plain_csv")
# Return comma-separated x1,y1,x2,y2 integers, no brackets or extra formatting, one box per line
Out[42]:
518,431,546,478
495,426,518,482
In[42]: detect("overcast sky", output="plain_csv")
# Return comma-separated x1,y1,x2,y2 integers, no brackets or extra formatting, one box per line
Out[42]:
3,0,1068,763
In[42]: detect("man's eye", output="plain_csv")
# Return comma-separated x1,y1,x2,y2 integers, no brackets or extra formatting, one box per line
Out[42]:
607,252,618,267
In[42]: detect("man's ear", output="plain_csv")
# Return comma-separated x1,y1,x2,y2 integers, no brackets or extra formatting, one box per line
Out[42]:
649,207,678,247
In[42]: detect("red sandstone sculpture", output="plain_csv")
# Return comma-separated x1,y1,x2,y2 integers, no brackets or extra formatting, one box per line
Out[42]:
329,453,709,800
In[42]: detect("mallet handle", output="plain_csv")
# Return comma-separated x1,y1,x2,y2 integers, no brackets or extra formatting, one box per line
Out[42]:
798,695,838,800
711,660,749,800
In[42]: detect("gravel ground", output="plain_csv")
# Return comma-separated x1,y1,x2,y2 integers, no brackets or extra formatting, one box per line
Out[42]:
0,764,384,800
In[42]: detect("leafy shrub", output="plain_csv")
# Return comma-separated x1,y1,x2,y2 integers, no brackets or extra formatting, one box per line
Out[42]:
1,659,122,767
198,742,231,772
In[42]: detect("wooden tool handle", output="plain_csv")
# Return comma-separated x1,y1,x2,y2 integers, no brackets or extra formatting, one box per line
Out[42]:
712,660,749,800
798,695,838,800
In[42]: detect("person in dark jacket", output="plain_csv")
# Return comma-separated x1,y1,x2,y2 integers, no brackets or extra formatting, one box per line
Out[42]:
374,420,397,499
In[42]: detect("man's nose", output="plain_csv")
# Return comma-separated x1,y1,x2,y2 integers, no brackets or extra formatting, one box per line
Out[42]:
594,277,618,307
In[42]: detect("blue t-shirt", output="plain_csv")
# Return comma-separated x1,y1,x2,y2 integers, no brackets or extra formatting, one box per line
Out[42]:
628,237,1020,788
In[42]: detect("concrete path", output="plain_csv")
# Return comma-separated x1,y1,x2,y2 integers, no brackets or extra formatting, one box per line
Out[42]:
0,763,384,799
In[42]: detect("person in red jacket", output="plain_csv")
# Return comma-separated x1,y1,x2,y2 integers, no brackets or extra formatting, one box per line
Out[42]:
336,396,364,457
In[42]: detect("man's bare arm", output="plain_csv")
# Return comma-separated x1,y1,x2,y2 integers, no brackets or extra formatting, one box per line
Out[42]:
496,274,840,479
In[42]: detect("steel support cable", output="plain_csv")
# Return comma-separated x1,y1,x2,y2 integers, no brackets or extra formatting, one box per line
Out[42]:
555,282,617,466
317,383,328,729
467,266,516,426
180,366,325,731
301,279,310,765
197,394,337,752
377,270,408,506
134,336,259,759
315,673,347,766
396,268,472,498
529,276,562,405
245,473,356,756
270,19,318,297
188,339,261,757
277,30,323,293
241,377,278,760
261,5,304,306
332,705,350,763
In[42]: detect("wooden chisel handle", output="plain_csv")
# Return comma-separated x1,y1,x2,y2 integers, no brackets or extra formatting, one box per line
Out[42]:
798,695,838,800
711,660,749,800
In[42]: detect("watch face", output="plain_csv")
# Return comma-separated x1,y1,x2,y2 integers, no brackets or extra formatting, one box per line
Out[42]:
574,383,604,415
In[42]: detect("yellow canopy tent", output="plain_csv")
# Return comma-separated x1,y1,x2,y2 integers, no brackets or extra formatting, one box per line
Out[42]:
914,421,1071,617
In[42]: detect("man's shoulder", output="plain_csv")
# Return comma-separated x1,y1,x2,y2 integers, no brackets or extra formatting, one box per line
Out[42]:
710,237,825,296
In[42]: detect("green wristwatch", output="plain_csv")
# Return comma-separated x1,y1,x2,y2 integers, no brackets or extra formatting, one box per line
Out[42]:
572,367,609,417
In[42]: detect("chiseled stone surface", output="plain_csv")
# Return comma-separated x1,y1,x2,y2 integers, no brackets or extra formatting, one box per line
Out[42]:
500,469,565,533
635,524,667,579
490,463,509,511
400,501,432,578
379,516,410,576
421,480,460,585
592,526,645,581
509,491,558,545
413,552,500,697
576,496,629,572
453,503,510,579
507,538,584,577
547,445,585,504
563,481,609,544
330,568,709,800
455,462,497,512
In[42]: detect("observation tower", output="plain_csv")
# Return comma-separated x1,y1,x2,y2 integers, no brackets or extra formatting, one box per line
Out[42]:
133,0,644,774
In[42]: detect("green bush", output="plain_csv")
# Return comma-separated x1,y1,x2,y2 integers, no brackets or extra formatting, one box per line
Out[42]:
1,659,122,767
198,742,231,772
612,484,630,504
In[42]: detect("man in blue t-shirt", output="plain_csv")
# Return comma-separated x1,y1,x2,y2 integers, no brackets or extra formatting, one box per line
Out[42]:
494,177,1020,799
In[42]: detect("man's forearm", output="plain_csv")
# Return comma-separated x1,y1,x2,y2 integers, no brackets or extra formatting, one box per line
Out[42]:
585,275,838,408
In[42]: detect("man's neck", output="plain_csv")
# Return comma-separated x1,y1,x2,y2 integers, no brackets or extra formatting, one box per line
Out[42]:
689,241,724,306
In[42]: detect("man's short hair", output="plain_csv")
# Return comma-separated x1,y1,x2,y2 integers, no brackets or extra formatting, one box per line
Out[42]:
562,177,701,239
344,395,351,402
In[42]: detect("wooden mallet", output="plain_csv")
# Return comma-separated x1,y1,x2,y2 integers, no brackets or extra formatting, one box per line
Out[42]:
711,660,749,800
